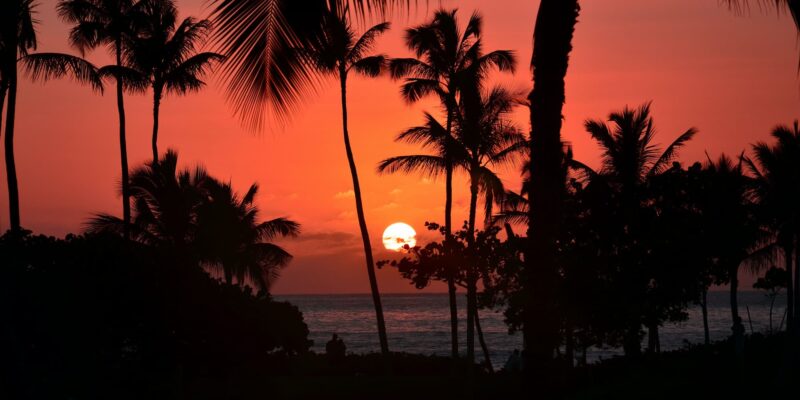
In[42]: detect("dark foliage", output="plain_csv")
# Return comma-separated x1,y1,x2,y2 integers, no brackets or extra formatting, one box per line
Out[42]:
0,231,310,399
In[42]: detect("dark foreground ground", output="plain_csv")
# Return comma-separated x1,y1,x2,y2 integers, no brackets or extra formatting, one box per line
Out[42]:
179,333,797,400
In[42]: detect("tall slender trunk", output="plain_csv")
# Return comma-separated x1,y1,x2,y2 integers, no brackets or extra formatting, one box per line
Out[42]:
4,51,20,232
785,241,794,332
564,322,575,368
701,287,710,345
444,111,458,359
0,84,5,141
622,323,641,357
465,167,480,364
730,264,740,325
525,0,580,371
0,85,6,230
729,262,745,358
339,69,389,356
647,323,660,353
474,306,493,372
152,88,162,163
793,235,799,334
769,295,776,334
115,40,131,239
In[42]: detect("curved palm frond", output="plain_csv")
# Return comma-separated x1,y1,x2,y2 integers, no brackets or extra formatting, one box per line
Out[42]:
22,52,104,92
350,54,386,77
649,128,698,176
377,155,449,177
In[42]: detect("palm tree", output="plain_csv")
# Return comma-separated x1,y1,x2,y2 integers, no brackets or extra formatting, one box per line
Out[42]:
90,150,208,249
524,0,581,368
58,0,148,238
389,9,515,359
127,0,223,163
377,112,465,358
1,0,38,233
293,7,391,355
1,0,102,233
747,122,800,331
700,155,763,349
581,102,696,356
89,151,299,289
458,85,525,363
380,86,525,363
196,178,300,291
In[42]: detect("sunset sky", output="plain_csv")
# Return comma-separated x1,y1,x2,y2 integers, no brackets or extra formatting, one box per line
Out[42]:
1,0,797,294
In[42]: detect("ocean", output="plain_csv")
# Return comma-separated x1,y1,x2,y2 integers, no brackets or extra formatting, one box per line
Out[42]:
275,291,786,370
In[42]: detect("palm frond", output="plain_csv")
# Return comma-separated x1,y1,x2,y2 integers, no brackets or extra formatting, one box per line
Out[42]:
98,64,149,92
348,21,390,62
377,154,448,177
22,52,103,92
649,128,698,176
350,54,386,77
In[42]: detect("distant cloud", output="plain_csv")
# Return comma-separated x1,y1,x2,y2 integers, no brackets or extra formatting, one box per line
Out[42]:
390,188,402,195
295,231,358,243
336,210,356,219
376,202,399,211
420,178,434,185
287,193,299,199
289,230,363,256
334,190,355,199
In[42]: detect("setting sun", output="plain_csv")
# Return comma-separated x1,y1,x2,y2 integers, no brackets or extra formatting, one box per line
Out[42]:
382,222,417,251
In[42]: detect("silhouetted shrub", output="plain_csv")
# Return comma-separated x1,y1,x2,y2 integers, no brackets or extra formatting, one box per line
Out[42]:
0,231,310,398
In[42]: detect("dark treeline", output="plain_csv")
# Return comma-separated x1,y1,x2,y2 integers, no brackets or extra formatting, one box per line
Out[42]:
2,0,800,398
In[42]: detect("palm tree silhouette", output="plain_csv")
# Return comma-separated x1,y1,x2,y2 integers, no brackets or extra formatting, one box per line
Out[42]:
525,0,581,367
1,0,102,233
293,6,391,356
209,0,414,129
700,154,763,346
1,0,39,233
126,0,223,163
388,9,515,359
581,102,696,356
88,150,299,288
380,86,524,363
196,178,299,291
58,0,149,238
458,85,525,364
747,121,800,331
90,150,209,249
378,112,465,358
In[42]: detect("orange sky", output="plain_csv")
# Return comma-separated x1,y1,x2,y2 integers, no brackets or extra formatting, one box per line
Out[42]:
1,0,798,294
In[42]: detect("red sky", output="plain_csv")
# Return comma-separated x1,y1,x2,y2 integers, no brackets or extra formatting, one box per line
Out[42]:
1,0,797,294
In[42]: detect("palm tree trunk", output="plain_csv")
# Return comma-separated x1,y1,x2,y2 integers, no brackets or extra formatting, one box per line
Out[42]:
564,323,575,368
793,235,799,334
525,0,580,370
701,287,710,345
622,323,641,357
474,306,493,372
152,89,162,164
4,56,21,232
339,69,389,356
0,84,5,141
647,323,659,353
444,123,458,360
115,40,131,239
730,263,744,356
465,168,480,364
786,241,794,332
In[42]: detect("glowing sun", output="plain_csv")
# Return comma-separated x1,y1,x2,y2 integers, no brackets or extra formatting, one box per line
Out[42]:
382,222,417,251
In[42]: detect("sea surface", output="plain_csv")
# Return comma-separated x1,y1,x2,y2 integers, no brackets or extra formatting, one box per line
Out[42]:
275,291,786,370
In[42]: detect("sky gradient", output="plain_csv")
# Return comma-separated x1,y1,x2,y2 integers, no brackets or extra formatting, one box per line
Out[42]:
1,0,797,293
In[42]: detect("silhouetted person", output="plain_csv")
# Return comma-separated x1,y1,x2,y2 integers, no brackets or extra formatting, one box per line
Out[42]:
504,349,522,373
326,333,346,365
